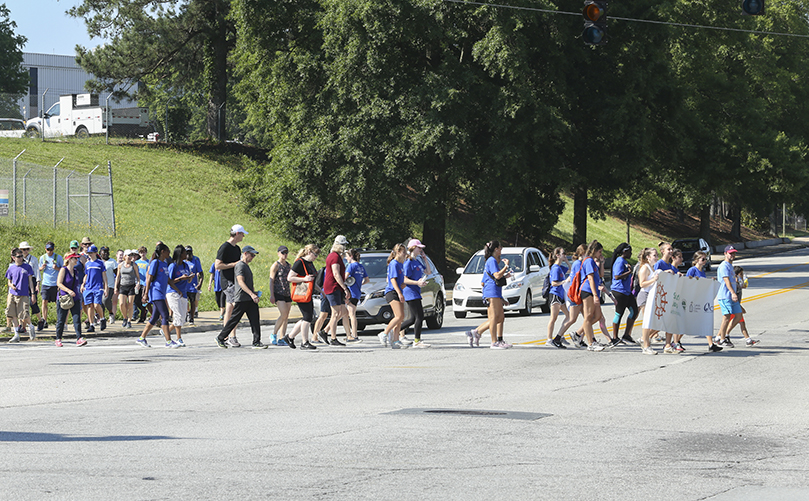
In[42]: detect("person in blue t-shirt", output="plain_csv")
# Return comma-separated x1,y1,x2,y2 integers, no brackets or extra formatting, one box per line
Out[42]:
208,261,225,320
397,239,431,348
343,248,368,343
81,245,108,333
136,243,176,348
184,246,203,325
715,245,741,349
561,244,588,347
545,247,574,349
132,246,150,323
579,240,606,352
686,251,708,279
609,243,638,346
167,245,194,346
380,244,407,348
467,240,513,350
653,243,680,353
6,248,35,340
38,242,63,330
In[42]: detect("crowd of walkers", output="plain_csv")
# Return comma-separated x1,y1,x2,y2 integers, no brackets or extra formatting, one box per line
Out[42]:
5,226,759,353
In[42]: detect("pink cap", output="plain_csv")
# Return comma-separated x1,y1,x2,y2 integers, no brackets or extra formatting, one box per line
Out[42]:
407,239,426,249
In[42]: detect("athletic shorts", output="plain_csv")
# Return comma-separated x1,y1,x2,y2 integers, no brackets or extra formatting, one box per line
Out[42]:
637,289,650,308
215,290,225,308
42,285,58,303
613,291,638,316
275,295,292,303
580,290,593,300
298,301,314,323
83,289,104,305
385,290,400,303
119,284,136,296
348,297,359,306
324,291,345,307
550,293,564,306
187,291,198,303
224,282,237,304
320,293,331,313
718,299,742,315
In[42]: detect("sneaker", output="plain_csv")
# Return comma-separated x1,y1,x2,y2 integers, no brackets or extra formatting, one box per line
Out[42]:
642,346,657,355
377,332,389,347
500,340,513,348
318,330,329,344
346,337,363,344
225,337,241,348
218,314,224,321
37,319,45,331
76,337,87,347
608,338,621,348
745,338,760,347
165,340,180,348
109,315,115,324
269,334,278,345
195,312,199,318
86,324,95,333
28,324,36,340
100,318,107,331
653,335,664,344
252,343,268,349
277,337,289,347
300,341,317,350
490,341,507,350
399,336,413,345
391,340,409,349
473,330,481,347
8,333,20,343
551,337,567,349
466,329,475,347
55,339,63,347
719,338,734,348
84,321,91,330
663,345,678,354
621,335,638,345
329,338,345,346
587,343,605,352
216,338,228,348
708,343,723,352
282,335,296,349
175,338,186,347
545,338,556,347
570,332,581,345
412,340,431,348
674,343,685,352
136,337,150,348
713,335,721,344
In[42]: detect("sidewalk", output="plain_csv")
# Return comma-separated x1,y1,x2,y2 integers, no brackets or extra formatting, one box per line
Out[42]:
1,304,303,343
709,236,809,263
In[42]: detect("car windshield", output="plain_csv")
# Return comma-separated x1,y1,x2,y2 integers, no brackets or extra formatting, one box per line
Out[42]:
463,253,523,274
359,255,389,278
673,240,701,252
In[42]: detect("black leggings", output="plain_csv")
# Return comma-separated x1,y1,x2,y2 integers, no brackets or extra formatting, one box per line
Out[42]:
399,298,424,339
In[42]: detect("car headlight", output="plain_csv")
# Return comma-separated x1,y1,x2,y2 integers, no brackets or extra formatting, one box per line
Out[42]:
504,281,523,290
454,283,465,292
368,289,385,299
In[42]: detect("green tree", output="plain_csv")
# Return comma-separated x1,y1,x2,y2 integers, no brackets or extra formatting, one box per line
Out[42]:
69,0,233,140
0,4,28,118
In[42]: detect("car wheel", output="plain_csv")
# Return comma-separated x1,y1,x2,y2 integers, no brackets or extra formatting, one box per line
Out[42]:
76,126,89,139
519,290,533,316
454,311,467,319
539,297,550,313
426,294,444,329
26,127,40,138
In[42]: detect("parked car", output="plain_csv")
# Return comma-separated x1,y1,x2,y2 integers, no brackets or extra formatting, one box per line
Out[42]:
452,246,550,318
672,237,712,272
0,118,26,138
313,250,446,332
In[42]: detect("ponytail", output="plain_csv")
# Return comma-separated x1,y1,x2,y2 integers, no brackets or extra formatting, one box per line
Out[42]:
484,240,501,261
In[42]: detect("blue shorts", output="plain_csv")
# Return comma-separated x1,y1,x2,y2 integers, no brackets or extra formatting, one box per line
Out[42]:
324,290,345,307
481,284,502,300
83,289,104,305
320,293,331,314
718,299,742,315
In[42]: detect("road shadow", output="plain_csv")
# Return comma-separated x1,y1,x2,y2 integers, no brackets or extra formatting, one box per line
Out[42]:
0,431,176,442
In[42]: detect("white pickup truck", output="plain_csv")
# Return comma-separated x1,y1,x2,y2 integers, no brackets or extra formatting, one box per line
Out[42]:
25,93,151,139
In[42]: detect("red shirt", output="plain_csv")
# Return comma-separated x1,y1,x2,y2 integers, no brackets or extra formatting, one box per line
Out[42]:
322,251,345,295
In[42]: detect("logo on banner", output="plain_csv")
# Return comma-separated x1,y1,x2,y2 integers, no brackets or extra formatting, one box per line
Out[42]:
704,302,711,312
654,283,668,320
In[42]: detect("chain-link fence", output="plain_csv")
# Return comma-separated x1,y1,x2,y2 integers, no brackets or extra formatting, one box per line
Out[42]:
0,151,116,235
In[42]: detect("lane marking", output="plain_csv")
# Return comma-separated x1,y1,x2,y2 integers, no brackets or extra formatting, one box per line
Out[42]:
750,261,809,279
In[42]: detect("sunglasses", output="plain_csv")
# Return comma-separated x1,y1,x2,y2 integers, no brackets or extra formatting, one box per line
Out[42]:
13,254,23,258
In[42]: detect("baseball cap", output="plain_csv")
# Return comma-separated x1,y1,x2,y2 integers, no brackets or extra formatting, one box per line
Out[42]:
278,245,289,254
242,245,259,255
87,244,99,253
185,245,193,252
407,239,426,249
334,235,349,246
99,246,109,252
231,224,248,235
69,240,80,249
45,242,55,250
65,253,80,261
129,249,141,257
18,241,31,249
724,245,738,254
81,237,92,244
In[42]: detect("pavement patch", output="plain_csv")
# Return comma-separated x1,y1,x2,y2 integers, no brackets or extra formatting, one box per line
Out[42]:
385,408,552,421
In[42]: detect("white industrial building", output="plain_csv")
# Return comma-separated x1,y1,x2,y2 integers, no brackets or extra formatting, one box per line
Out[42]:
18,52,137,119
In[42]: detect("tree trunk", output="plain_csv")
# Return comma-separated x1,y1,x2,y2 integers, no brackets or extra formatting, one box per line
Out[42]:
204,0,229,141
422,199,447,278
626,216,630,245
573,186,588,246
699,204,711,245
730,205,742,241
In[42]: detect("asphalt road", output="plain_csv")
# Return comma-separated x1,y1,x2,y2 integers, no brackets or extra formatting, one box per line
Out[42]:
2,247,809,500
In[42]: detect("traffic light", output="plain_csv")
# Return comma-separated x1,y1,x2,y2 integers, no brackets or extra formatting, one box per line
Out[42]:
583,1,608,45
742,0,764,15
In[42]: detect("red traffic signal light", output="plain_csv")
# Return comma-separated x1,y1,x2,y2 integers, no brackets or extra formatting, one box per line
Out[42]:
583,1,608,45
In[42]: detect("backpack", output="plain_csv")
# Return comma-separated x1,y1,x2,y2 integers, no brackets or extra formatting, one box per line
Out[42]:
315,266,326,293
631,263,641,296
541,274,551,299
567,258,589,305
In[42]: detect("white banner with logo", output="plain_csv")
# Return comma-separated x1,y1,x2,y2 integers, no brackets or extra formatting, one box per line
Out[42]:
641,272,720,337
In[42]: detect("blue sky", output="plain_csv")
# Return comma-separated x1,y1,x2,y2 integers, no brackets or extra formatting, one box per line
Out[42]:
5,0,106,55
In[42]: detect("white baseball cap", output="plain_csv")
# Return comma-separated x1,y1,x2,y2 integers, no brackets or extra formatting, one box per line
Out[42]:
18,241,31,249
231,224,248,235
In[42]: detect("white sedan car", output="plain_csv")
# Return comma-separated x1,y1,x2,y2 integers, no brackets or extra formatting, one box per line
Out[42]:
452,246,550,317
0,118,26,138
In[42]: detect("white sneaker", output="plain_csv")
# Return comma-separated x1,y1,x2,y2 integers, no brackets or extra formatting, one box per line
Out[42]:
399,336,413,345
109,316,115,324
8,333,20,343
587,343,605,352
28,324,36,341
391,340,409,349
377,332,389,347
642,346,657,355
412,340,431,348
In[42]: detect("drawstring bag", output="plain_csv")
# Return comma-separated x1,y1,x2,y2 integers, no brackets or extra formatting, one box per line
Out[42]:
59,293,75,310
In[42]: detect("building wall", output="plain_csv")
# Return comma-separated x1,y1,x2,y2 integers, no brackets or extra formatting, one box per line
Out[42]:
19,52,137,119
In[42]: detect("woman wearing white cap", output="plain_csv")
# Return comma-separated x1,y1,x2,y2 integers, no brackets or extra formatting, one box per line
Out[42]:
398,239,431,348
